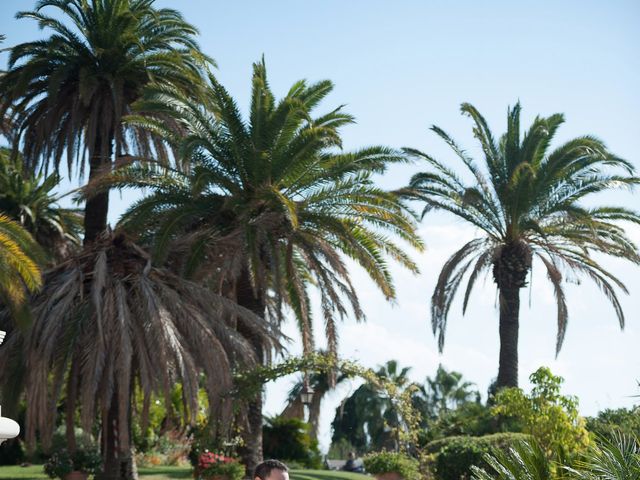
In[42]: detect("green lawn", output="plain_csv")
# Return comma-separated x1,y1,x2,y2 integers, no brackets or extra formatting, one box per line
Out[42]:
290,470,370,480
0,465,370,480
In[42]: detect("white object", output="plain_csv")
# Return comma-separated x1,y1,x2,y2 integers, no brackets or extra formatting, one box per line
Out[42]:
0,407,19,445
0,331,20,445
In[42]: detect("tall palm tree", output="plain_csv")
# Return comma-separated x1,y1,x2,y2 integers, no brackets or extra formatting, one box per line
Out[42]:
90,60,423,471
0,148,82,261
403,103,640,388
0,0,209,243
0,214,42,312
0,231,279,480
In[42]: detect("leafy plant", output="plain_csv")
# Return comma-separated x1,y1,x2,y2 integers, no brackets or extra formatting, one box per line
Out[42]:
363,451,420,480
492,367,591,457
424,433,531,480
567,433,640,480
586,406,640,441
43,447,102,478
471,440,551,480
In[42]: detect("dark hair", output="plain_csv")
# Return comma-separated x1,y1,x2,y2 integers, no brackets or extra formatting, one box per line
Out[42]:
254,459,288,480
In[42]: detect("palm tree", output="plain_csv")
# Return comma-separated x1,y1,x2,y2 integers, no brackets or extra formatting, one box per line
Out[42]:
422,365,479,415
0,148,82,261
0,231,279,480
90,60,422,471
0,214,42,312
403,103,640,388
0,0,209,243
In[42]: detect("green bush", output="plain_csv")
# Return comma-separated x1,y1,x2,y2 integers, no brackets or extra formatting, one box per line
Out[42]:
425,433,530,480
491,367,591,457
43,447,102,479
262,416,321,469
586,406,640,440
363,450,420,480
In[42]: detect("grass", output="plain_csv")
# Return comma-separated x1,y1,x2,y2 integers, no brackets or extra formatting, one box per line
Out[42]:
0,465,371,480
290,470,370,480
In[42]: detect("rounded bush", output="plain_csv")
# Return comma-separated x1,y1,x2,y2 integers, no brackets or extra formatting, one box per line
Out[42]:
363,450,420,480
426,432,531,480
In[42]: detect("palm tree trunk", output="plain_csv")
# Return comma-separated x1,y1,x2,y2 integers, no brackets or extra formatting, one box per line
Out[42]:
496,287,520,388
236,270,265,477
84,132,112,244
97,386,138,480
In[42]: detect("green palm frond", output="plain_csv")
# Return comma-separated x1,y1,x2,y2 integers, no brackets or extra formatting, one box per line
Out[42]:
0,214,43,309
471,440,551,480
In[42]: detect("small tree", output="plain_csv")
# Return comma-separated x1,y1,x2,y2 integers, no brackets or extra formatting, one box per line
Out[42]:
492,367,590,457
262,416,321,469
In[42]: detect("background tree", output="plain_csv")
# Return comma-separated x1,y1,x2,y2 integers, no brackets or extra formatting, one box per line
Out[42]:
262,416,322,469
331,360,414,453
0,148,82,261
422,365,479,415
491,367,591,458
281,368,349,442
403,102,640,388
1,0,209,243
93,60,422,472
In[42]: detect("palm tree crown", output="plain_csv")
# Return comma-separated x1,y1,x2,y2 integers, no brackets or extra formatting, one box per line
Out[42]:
1,0,210,242
96,60,423,356
404,102,640,387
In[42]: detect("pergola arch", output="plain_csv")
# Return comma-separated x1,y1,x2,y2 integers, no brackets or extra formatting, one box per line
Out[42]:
232,352,423,452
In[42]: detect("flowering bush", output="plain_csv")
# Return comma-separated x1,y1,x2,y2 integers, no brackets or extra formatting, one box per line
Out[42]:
194,451,244,480
43,447,102,478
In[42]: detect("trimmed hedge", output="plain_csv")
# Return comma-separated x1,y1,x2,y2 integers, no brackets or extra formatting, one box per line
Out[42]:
425,432,531,480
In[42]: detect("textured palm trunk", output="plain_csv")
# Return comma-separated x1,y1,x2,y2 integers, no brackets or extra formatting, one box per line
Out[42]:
96,387,138,480
84,132,112,244
492,240,532,390
496,287,520,388
236,270,265,477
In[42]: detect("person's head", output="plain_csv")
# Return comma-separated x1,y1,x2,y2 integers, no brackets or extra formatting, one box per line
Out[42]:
254,459,289,480
348,451,355,460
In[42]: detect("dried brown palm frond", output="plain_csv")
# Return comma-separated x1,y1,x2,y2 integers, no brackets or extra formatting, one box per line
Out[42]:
0,230,280,453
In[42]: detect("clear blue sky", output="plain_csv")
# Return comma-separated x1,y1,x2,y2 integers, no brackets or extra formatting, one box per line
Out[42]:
2,1,639,451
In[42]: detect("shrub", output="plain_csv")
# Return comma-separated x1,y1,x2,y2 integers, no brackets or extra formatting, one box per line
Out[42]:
586,406,640,440
43,447,102,479
0,438,25,466
262,416,322,469
425,432,530,480
491,367,591,457
194,452,244,480
363,450,420,480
